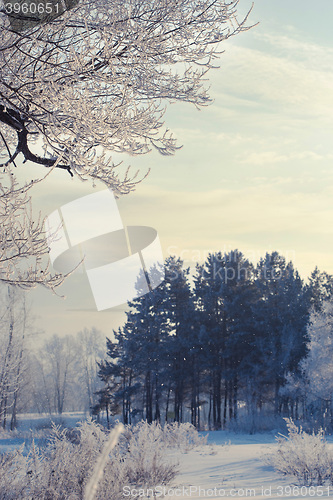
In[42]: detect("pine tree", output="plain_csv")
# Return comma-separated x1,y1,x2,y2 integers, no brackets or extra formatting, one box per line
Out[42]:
221,251,257,423
97,257,198,425
97,328,137,425
164,257,197,424
194,252,225,429
193,250,255,428
253,252,308,416
306,267,333,312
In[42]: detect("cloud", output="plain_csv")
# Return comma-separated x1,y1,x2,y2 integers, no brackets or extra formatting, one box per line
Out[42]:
238,150,333,165
119,181,333,239
211,38,333,121
26,30,333,290
115,180,333,280
253,32,333,70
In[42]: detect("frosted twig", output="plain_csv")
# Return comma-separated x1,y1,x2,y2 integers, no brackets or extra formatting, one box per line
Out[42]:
84,423,125,500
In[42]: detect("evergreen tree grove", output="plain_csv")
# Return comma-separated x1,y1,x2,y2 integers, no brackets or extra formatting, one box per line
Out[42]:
96,252,323,429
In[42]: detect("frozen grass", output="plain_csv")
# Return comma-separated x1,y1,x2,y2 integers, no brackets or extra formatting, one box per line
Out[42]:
4,417,333,500
0,419,207,499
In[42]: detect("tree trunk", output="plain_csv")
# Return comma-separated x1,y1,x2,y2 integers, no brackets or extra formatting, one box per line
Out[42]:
154,372,160,422
106,402,110,429
165,386,171,423
274,378,280,416
223,382,228,429
145,371,153,423
208,389,212,430
233,376,238,421
228,380,233,421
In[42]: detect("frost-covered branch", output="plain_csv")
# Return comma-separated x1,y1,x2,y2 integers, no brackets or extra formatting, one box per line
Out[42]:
0,0,253,194
0,169,64,289
0,0,253,289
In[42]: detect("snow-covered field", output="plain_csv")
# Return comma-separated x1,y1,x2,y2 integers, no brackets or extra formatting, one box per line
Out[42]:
1,417,332,500
0,412,86,454
162,432,333,500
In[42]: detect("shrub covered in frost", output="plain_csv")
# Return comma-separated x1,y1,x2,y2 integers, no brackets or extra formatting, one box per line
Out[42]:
0,445,32,500
120,421,177,487
162,422,207,452
0,421,121,499
0,419,207,498
268,418,333,486
121,421,207,455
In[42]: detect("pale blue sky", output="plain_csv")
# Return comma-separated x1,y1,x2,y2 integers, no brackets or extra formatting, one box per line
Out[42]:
27,0,333,337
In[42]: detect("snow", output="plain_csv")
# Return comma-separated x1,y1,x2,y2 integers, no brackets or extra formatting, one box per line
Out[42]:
0,412,86,454
164,432,332,500
0,436,26,454
1,420,333,499
15,411,86,431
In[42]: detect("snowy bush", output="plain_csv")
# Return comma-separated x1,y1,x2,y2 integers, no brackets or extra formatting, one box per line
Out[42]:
0,421,113,499
116,421,207,486
0,445,30,500
121,421,207,454
0,419,190,499
120,422,177,487
267,419,333,486
162,422,207,452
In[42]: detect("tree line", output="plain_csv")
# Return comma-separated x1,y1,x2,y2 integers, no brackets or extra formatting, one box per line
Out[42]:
0,283,106,429
1,250,332,432
96,251,333,430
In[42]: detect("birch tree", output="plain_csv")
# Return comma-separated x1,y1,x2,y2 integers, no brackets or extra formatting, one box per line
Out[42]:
0,285,31,428
0,169,64,289
299,302,333,426
75,327,105,412
39,334,76,414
